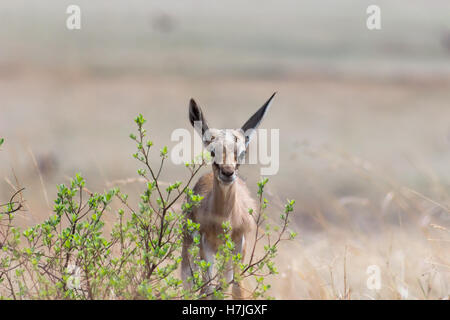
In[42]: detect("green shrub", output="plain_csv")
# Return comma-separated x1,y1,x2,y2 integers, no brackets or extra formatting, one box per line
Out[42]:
0,117,295,300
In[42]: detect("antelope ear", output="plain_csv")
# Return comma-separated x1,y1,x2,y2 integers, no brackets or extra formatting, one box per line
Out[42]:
189,98,209,137
241,92,276,146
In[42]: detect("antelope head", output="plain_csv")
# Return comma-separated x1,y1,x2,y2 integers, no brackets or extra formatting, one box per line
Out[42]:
188,93,276,185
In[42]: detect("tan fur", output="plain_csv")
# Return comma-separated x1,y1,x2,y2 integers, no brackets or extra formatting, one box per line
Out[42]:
182,95,274,299
182,172,256,299
181,132,256,299
188,172,255,251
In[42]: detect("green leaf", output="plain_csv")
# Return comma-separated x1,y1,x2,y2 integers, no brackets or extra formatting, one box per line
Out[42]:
160,146,168,158
134,114,146,126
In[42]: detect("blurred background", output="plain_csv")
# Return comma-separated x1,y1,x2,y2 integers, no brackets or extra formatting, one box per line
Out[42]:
0,0,449,299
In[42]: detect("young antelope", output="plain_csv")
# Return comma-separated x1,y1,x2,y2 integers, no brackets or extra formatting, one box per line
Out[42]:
181,93,276,299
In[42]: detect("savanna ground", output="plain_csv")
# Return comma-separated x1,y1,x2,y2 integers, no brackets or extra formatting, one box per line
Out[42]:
1,0,450,299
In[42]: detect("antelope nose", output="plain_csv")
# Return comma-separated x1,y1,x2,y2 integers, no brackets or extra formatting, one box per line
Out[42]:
221,166,234,177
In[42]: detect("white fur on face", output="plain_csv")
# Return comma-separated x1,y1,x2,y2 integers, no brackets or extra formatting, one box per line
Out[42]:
206,129,246,165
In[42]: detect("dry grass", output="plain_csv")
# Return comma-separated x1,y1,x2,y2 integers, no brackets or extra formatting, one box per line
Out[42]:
1,73,449,299
1,0,450,300
267,146,450,299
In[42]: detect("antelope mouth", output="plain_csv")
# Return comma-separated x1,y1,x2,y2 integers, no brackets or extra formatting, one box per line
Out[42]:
218,173,237,184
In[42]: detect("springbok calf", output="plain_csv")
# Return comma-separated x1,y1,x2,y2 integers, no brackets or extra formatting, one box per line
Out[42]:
181,93,276,299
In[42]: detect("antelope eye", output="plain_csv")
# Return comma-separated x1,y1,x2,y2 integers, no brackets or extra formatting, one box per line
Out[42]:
210,150,215,158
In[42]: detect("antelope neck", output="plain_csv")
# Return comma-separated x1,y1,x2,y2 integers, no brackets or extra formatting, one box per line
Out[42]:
212,176,238,216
